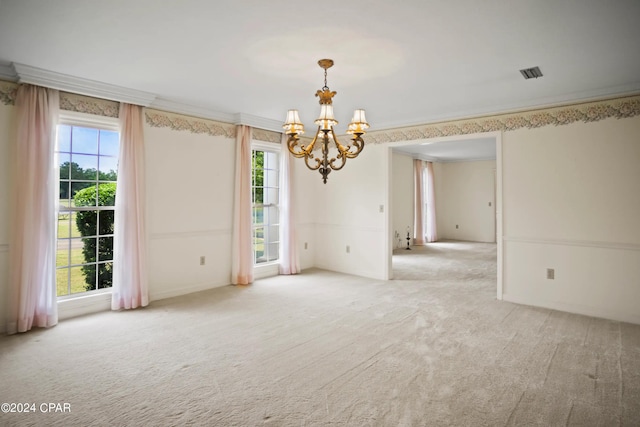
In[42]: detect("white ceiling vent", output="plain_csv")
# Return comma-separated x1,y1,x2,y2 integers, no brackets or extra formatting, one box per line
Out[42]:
520,66,543,79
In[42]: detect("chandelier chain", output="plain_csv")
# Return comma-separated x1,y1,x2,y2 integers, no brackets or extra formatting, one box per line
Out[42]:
323,67,329,91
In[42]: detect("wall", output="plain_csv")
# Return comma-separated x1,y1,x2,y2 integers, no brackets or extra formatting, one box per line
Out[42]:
391,151,413,249
435,160,496,242
291,151,318,271
502,115,640,324
0,102,15,333
145,123,235,301
311,143,389,280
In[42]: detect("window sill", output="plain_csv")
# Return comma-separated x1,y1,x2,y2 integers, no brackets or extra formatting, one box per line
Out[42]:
57,291,111,320
254,262,280,280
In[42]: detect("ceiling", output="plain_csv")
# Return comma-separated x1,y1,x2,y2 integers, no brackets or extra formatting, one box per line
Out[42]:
1,0,639,160
392,137,497,163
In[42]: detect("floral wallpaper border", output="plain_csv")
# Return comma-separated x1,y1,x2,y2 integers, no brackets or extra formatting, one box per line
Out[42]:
145,110,284,143
3,79,639,142
145,109,236,138
366,95,640,144
0,81,17,105
59,93,119,117
252,128,282,144
1,81,119,117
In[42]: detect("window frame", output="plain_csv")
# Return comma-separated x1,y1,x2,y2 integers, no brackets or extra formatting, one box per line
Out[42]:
251,141,281,267
56,111,120,299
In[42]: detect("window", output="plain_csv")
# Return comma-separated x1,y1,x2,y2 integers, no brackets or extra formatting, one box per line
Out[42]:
251,147,279,264
56,118,119,297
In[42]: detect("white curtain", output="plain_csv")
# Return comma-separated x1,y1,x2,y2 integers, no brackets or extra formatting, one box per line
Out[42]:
111,103,149,310
425,161,438,242
7,85,59,334
413,159,426,245
231,125,254,285
278,133,300,275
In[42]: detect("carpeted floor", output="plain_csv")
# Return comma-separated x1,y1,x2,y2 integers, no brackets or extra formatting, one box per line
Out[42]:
1,240,639,426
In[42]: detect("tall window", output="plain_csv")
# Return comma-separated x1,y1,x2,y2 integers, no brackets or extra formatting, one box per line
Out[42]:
251,147,280,264
56,120,119,297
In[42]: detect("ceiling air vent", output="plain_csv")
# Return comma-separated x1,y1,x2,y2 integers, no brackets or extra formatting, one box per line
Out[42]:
520,66,543,79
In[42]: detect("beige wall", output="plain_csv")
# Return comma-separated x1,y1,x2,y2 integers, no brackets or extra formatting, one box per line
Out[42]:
0,102,15,331
435,160,496,242
391,151,413,249
311,143,389,279
145,124,236,300
2,90,639,329
502,115,640,323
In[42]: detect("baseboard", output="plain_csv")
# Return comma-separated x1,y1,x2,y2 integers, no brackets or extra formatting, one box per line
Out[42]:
314,262,385,281
149,280,230,302
502,293,640,325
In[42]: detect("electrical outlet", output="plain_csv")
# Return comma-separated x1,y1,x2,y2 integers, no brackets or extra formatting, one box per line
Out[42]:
304,242,308,250
379,205,384,213
547,268,555,280
488,201,492,207
346,245,350,254
200,256,205,266
456,224,459,229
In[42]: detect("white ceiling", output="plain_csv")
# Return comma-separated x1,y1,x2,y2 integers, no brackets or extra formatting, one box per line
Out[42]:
1,0,639,160
393,137,497,163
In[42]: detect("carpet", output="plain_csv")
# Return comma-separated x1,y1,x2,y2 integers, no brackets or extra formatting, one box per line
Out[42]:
1,240,639,426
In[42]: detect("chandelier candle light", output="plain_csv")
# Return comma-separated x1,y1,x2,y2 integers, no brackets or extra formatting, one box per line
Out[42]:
283,59,369,184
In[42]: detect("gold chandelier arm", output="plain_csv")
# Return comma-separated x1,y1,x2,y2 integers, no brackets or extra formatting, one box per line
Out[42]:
287,134,312,158
286,129,323,171
336,133,365,159
304,151,322,170
327,129,365,171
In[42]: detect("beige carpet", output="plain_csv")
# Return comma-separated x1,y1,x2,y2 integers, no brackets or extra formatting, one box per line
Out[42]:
1,241,639,426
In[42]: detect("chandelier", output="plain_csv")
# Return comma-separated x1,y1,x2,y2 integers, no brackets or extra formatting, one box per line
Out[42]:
283,59,369,184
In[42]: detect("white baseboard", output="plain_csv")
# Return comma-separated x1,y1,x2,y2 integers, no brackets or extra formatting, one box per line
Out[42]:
149,280,230,302
502,293,640,325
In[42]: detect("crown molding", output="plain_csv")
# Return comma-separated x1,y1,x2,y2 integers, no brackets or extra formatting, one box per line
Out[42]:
234,113,283,133
373,84,640,132
367,94,640,144
0,63,17,81
12,63,156,106
150,97,235,123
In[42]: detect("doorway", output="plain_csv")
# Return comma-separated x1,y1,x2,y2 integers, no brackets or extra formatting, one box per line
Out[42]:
386,132,503,299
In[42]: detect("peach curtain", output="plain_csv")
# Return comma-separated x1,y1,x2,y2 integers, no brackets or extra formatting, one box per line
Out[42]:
231,125,254,285
278,133,299,275
7,85,59,334
413,159,426,245
111,103,149,310
425,161,438,243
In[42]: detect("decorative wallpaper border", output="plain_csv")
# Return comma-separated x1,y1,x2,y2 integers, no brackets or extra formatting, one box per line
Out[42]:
252,128,282,144
0,81,119,118
3,79,640,142
59,92,119,117
0,81,17,105
145,109,236,138
144,109,285,143
367,95,640,144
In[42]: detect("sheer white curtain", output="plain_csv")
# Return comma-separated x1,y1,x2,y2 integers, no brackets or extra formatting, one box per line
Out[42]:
413,159,426,245
7,85,59,334
111,103,149,310
425,161,438,242
278,133,299,275
231,125,254,285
